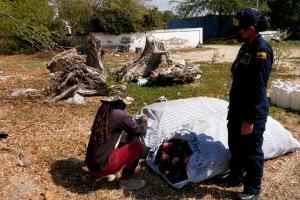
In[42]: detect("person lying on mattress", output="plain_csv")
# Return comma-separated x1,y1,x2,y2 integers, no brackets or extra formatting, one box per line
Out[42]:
85,84,149,190
155,138,192,184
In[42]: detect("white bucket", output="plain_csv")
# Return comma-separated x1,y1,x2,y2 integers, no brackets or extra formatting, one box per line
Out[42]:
270,84,283,106
277,85,293,109
291,89,300,111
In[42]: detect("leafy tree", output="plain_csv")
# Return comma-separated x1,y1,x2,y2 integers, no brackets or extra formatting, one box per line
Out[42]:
0,0,65,54
57,0,143,34
143,7,164,30
268,0,300,39
56,0,96,34
170,0,269,38
171,0,269,17
95,0,146,34
57,0,176,34
95,1,177,33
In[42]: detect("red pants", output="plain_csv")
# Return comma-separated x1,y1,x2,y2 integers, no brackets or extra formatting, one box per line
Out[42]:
92,141,144,179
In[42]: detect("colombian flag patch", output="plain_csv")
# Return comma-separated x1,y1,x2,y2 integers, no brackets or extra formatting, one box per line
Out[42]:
257,51,267,59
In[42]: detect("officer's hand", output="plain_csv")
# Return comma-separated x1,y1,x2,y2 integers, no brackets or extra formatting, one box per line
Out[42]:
241,122,254,135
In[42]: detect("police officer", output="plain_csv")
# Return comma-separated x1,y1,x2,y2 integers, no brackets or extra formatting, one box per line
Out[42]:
226,8,274,200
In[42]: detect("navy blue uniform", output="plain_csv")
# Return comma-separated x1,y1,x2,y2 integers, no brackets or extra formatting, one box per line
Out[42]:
227,35,273,195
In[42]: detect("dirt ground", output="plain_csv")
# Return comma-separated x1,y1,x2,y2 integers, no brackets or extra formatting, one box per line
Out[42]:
173,45,300,70
0,49,300,200
173,45,242,63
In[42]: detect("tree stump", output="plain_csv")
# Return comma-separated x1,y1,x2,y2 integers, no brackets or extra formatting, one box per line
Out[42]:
112,36,201,85
47,48,108,102
86,33,105,72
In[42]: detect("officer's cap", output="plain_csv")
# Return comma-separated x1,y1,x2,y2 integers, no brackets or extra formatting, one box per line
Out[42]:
225,8,268,39
233,8,262,30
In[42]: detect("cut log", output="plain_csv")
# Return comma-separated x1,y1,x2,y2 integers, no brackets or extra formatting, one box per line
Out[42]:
48,47,108,101
77,89,106,97
112,36,201,85
52,84,80,102
47,49,84,73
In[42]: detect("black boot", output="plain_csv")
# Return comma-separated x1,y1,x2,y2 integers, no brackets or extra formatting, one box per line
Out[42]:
224,173,243,187
213,173,243,187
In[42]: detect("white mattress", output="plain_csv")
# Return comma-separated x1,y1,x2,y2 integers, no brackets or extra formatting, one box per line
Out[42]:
134,97,300,188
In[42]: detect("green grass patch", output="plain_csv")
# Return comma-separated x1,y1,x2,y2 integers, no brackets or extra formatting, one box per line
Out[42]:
104,62,122,69
106,61,297,116
107,63,232,113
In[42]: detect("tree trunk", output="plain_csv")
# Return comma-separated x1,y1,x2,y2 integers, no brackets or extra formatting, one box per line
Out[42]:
86,33,104,71
112,36,201,85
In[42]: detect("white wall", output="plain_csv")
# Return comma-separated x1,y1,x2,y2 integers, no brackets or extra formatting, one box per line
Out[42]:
95,32,146,52
94,28,203,52
150,28,203,49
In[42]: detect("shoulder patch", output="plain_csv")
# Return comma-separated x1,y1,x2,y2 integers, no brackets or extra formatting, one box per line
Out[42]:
257,51,267,59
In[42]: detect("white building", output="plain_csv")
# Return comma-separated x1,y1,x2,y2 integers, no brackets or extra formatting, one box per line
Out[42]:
94,28,203,52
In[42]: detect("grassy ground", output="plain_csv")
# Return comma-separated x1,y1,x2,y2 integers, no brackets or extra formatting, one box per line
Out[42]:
114,62,231,114
108,60,296,115
0,53,299,200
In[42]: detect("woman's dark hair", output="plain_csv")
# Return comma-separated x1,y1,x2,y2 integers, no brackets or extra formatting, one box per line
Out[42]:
256,15,270,32
91,100,124,143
